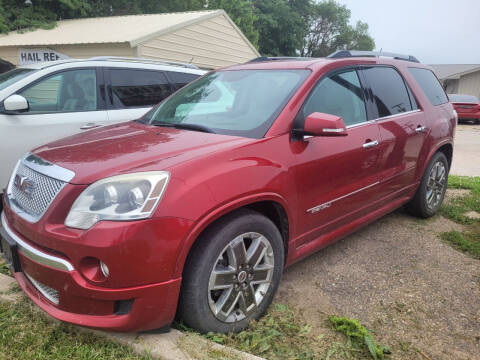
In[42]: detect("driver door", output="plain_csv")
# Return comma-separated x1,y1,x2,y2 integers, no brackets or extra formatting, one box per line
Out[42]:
292,67,384,247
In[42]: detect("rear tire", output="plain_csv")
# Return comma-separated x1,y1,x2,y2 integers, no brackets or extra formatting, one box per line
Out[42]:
178,209,284,334
406,152,449,218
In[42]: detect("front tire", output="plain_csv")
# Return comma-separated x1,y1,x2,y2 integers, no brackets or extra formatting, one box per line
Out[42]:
406,152,449,218
178,209,284,333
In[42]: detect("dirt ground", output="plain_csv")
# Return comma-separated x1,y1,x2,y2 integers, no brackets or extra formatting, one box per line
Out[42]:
451,123,480,176
275,198,480,359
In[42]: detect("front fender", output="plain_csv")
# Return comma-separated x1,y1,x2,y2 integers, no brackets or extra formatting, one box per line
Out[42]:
171,192,292,278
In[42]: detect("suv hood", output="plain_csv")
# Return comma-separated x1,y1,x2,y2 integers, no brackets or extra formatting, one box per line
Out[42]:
32,122,251,185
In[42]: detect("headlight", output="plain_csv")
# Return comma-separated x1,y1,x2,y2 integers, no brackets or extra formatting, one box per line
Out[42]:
65,171,169,230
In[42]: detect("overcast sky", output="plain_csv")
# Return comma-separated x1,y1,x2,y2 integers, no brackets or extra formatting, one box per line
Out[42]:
336,0,480,64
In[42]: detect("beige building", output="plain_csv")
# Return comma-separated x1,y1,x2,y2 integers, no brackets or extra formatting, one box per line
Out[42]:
431,64,480,98
0,10,259,70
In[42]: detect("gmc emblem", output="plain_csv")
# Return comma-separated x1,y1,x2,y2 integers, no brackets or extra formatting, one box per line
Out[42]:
14,174,35,198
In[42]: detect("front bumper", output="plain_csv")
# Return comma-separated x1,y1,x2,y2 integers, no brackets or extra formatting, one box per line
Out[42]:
0,209,189,332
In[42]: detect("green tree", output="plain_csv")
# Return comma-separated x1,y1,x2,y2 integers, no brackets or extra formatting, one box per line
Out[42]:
301,0,375,57
0,0,91,33
253,0,306,56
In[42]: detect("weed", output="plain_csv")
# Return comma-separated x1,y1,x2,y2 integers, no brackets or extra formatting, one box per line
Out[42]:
440,230,480,259
440,175,480,259
205,304,316,359
329,315,390,359
0,261,12,277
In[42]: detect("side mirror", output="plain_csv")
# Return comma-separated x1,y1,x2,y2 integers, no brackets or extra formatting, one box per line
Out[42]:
3,94,29,112
303,112,347,137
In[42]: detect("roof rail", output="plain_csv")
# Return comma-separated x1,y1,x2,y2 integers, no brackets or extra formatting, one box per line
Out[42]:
327,50,420,63
88,56,199,69
248,56,314,63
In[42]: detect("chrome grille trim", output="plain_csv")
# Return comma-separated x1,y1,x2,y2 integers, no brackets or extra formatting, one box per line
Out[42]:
6,153,75,223
25,272,59,305
1,212,74,272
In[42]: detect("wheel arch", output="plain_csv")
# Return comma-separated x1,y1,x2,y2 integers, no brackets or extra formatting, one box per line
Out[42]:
421,140,453,177
173,194,292,279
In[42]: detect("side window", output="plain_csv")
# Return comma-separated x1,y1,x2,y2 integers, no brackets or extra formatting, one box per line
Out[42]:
109,69,171,108
303,69,367,127
19,69,97,113
166,71,200,92
406,84,419,110
408,68,448,106
362,67,412,118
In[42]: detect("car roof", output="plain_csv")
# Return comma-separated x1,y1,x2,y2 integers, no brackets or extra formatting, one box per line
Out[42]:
18,57,205,74
222,56,432,73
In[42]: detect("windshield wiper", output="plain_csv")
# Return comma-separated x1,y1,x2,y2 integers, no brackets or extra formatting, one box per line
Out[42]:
153,122,215,134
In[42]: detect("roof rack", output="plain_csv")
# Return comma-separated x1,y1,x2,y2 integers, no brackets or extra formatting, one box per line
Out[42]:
327,50,420,63
88,56,199,69
248,56,314,63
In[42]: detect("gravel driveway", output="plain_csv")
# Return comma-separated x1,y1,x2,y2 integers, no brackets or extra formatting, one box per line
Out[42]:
275,199,480,359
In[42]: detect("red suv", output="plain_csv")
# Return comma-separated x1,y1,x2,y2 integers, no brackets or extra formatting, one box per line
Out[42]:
448,94,480,124
1,50,456,334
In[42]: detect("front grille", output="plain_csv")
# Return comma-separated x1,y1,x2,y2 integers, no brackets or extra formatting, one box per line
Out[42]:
9,163,66,220
25,273,59,305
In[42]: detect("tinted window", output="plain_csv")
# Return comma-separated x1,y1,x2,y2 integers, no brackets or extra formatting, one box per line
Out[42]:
0,68,36,91
409,68,448,106
20,69,97,113
362,66,412,118
303,69,367,126
110,69,171,108
167,71,200,91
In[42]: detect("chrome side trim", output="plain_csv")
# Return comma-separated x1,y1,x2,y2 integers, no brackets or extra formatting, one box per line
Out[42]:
374,109,422,122
1,212,74,271
346,119,376,129
23,153,75,183
307,181,380,214
345,110,422,130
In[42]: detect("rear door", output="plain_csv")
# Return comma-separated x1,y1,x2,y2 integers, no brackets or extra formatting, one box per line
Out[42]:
105,68,173,122
359,66,427,198
292,67,384,247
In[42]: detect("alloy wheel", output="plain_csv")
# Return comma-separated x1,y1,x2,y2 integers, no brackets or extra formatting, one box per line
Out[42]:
426,161,447,210
208,232,274,323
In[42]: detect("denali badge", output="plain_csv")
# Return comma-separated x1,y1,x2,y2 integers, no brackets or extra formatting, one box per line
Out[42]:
14,174,35,198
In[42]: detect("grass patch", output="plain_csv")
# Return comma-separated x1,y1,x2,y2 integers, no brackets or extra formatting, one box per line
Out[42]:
440,230,480,259
329,316,390,359
440,175,480,259
202,304,316,359
0,261,12,277
181,304,388,360
0,298,148,360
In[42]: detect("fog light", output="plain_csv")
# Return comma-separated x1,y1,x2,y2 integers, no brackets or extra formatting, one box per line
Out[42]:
100,261,110,277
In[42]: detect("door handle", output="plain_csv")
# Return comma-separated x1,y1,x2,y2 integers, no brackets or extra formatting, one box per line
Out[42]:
415,126,427,133
80,123,101,130
362,140,379,149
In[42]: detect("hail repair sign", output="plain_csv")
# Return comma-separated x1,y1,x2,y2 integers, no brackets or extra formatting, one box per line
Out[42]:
19,49,69,65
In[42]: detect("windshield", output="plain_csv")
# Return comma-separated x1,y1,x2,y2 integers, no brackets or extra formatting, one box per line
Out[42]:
448,94,479,104
0,68,36,91
142,69,310,138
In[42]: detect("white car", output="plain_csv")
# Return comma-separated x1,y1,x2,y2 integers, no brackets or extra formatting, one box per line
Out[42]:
0,57,205,208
